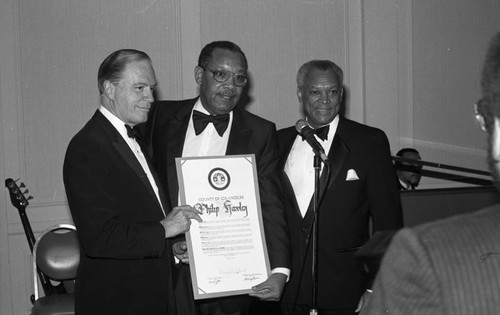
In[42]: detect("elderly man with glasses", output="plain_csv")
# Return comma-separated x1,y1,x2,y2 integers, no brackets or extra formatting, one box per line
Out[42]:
361,31,500,314
143,40,290,315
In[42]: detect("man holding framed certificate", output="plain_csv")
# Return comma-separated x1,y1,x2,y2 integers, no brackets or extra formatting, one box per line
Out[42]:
145,41,290,315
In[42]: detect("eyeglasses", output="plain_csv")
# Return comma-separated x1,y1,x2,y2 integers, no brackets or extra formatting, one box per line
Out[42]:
201,66,248,87
474,100,487,132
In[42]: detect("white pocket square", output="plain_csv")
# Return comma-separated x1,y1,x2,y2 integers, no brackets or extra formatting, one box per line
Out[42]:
346,169,359,181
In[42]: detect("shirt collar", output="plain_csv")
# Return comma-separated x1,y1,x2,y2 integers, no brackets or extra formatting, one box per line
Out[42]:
193,98,234,119
305,115,340,142
98,105,129,140
191,98,234,130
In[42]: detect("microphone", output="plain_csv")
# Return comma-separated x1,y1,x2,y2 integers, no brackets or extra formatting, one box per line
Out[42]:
295,119,329,164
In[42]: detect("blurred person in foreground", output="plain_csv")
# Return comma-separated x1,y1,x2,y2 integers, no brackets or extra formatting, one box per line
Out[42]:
361,32,500,314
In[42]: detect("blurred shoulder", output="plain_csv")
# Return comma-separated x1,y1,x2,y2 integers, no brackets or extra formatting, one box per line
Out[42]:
415,204,500,236
235,107,276,131
277,125,296,140
337,116,390,151
339,116,387,137
395,204,500,253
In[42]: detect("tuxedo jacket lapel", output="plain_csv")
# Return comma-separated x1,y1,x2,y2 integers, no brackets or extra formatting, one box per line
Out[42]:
279,130,295,170
112,140,156,198
139,139,170,213
278,128,317,233
95,111,165,214
322,131,349,199
282,170,303,219
112,141,142,178
226,108,252,155
280,130,303,218
164,101,193,206
298,119,350,222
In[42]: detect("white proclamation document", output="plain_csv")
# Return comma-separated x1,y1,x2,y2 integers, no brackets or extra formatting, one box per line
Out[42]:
176,154,271,299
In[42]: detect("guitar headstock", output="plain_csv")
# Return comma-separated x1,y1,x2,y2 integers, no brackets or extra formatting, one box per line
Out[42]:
5,178,33,211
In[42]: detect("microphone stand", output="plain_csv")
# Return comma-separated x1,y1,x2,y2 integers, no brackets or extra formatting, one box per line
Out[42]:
310,155,322,315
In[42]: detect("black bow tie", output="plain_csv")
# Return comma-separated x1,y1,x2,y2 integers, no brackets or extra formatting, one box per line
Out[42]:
302,125,329,141
193,110,230,137
125,124,141,140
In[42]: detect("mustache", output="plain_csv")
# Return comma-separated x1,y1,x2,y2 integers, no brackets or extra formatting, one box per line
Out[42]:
219,89,237,97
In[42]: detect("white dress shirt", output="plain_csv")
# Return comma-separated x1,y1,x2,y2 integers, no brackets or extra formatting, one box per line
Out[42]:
182,99,232,157
284,115,339,217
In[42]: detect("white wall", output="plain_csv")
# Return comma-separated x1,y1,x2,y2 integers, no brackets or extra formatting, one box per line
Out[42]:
408,0,497,187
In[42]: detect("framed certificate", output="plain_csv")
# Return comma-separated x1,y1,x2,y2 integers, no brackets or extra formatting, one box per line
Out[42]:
176,154,271,299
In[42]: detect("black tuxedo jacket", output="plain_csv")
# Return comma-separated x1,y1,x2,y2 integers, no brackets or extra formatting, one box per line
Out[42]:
278,116,403,310
63,110,175,315
146,97,290,270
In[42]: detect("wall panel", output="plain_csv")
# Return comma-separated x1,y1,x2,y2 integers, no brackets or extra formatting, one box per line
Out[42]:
8,235,33,315
198,0,347,129
1,1,183,313
17,0,181,210
409,0,500,187
1,0,23,313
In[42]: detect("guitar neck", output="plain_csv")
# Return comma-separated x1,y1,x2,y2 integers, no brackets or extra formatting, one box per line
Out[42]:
4,178,67,296
19,210,36,252
5,178,36,251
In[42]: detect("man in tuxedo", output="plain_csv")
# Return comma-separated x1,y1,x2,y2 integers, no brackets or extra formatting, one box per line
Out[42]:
394,148,422,190
146,41,290,314
278,60,403,314
63,49,201,315
361,32,500,314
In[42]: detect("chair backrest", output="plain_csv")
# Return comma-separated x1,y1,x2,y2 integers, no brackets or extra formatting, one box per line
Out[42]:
33,224,79,299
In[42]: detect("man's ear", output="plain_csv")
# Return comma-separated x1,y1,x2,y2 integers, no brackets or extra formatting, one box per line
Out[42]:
296,86,303,105
103,80,115,100
194,66,203,86
492,117,500,162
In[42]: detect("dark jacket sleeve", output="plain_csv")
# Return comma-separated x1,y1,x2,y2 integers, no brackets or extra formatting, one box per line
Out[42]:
63,124,167,260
